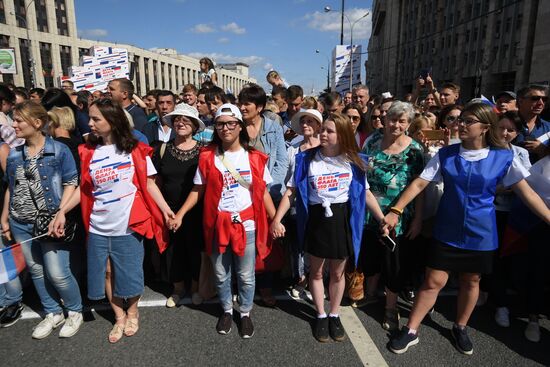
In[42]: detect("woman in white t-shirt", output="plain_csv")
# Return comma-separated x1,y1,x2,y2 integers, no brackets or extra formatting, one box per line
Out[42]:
385,103,550,355
51,98,174,343
270,112,386,343
171,104,275,339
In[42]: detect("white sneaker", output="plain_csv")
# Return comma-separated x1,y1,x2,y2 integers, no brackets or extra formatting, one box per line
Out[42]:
166,294,180,308
525,321,540,342
59,311,83,338
32,313,65,339
494,307,510,328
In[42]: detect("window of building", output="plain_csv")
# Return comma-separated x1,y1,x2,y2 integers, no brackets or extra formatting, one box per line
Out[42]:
516,14,523,31
55,0,69,36
19,38,32,88
144,57,150,92
78,47,89,59
465,29,470,42
168,64,172,90
473,27,478,41
134,55,141,95
175,65,179,91
505,17,512,33
161,62,165,88
501,44,509,58
0,0,6,24
35,0,48,32
14,0,27,28
153,60,158,89
0,34,12,83
481,24,487,40
39,42,54,88
454,33,459,46
59,45,71,76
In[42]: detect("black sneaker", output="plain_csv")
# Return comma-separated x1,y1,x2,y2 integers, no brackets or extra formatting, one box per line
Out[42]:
0,303,23,328
216,312,232,335
399,290,416,306
451,325,473,355
329,316,346,341
314,317,330,343
239,316,254,339
389,326,419,354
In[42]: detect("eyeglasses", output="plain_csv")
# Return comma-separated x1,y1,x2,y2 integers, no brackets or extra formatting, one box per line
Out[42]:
526,95,548,103
348,115,361,122
446,115,459,122
214,121,239,130
457,117,482,125
371,115,382,120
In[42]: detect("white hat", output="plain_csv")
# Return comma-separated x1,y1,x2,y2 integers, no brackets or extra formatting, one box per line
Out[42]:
290,109,323,135
214,103,243,122
163,103,205,132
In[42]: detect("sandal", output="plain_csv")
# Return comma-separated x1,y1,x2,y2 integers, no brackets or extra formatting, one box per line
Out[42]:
124,311,139,337
108,315,126,343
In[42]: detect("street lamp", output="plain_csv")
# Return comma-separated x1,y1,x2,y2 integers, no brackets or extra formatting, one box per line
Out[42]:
10,0,37,88
325,6,369,92
315,49,330,92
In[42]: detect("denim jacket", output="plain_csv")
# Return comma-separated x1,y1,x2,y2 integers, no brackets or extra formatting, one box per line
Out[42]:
6,136,78,214
260,115,288,201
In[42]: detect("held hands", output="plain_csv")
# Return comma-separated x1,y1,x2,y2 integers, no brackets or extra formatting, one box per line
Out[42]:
383,212,400,235
270,221,286,239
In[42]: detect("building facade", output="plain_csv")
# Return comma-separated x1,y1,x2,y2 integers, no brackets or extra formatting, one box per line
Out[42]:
367,0,550,100
0,0,255,94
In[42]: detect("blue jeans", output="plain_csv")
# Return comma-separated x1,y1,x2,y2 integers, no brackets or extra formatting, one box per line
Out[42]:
9,218,82,314
211,231,256,313
0,237,23,307
87,232,144,300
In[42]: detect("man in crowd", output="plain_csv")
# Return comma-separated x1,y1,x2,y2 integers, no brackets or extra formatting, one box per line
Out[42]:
323,92,344,114
29,87,45,102
0,85,24,148
281,85,303,142
61,79,75,91
344,91,353,106
142,90,176,145
271,86,288,114
352,85,370,114
514,84,550,163
495,91,518,114
438,82,460,107
107,78,148,131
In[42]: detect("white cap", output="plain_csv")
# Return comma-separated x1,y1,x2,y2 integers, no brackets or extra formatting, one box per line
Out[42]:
214,103,243,122
163,103,205,132
290,109,323,135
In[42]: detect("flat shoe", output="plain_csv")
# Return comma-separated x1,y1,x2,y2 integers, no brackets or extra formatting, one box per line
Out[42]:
109,323,125,343
124,313,139,337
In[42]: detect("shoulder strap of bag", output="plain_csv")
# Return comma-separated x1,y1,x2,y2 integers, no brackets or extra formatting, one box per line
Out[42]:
217,151,251,190
159,142,167,159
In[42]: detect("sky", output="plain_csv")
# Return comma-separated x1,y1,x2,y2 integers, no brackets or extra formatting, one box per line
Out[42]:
75,0,373,94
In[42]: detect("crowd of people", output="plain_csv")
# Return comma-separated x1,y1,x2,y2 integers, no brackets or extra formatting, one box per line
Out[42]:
0,66,549,356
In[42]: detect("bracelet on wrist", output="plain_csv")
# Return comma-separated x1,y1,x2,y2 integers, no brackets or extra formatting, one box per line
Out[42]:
389,207,404,216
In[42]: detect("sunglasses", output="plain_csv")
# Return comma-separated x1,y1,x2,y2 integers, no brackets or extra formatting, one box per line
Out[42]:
525,95,548,102
348,115,361,122
446,115,459,122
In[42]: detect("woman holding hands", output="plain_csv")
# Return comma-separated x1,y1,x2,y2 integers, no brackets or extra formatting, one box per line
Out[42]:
386,103,550,355
51,98,174,343
271,112,386,343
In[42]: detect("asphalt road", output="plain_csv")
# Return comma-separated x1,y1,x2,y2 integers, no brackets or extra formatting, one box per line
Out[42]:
2,285,549,367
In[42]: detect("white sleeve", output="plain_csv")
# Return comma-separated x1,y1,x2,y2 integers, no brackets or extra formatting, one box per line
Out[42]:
263,164,273,186
419,153,442,182
145,156,157,176
193,166,205,185
501,156,531,187
364,176,370,191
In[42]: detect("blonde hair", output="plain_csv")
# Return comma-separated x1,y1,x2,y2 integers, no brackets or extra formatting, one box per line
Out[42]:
13,100,49,134
48,106,75,132
409,115,431,136
264,101,280,114
301,96,318,109
462,102,507,149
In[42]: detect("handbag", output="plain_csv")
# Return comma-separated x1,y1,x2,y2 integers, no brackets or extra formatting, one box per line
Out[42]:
25,163,76,242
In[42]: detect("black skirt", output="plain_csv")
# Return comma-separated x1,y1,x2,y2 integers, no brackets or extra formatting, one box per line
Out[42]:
426,239,495,274
305,203,353,260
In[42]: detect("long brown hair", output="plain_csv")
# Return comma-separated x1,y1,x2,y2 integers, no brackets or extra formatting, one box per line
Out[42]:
326,112,367,171
462,102,507,149
88,98,138,154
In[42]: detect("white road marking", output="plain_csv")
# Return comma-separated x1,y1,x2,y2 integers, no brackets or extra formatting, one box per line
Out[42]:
340,306,389,367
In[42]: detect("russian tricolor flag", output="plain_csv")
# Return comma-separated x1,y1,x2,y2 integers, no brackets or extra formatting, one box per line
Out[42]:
0,243,26,284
